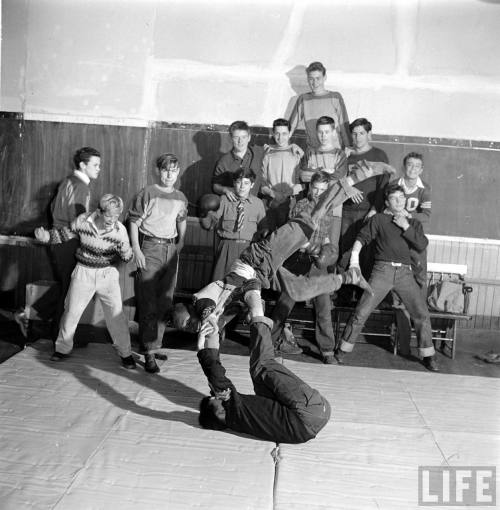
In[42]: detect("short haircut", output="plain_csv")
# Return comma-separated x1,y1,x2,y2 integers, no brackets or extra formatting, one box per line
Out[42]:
229,120,250,136
73,147,101,169
272,118,290,130
98,194,123,214
156,153,179,170
232,168,256,183
350,117,372,133
199,397,227,431
316,116,335,129
310,170,331,186
384,183,406,201
403,152,424,166
306,61,326,76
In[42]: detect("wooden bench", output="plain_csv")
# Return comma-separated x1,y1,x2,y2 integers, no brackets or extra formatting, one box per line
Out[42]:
332,262,473,359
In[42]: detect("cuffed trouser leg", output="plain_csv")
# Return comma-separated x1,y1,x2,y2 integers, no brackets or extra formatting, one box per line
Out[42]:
340,262,394,353
393,267,435,358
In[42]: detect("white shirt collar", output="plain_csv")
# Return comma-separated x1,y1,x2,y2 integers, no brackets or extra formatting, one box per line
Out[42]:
73,169,90,185
398,176,424,194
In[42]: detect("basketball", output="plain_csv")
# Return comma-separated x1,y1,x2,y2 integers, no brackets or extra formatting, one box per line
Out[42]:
199,194,221,216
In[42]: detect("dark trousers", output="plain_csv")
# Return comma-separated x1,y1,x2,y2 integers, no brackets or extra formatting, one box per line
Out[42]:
271,252,336,355
136,239,179,352
47,239,79,341
249,321,331,437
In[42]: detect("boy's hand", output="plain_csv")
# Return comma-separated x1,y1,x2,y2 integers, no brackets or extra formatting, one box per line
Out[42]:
34,227,50,243
176,240,184,253
344,146,355,157
291,144,304,158
196,319,218,351
392,214,410,231
364,209,377,222
350,189,364,204
133,246,147,270
224,188,237,202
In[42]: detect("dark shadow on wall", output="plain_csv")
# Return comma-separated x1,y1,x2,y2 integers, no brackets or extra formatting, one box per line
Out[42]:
9,181,60,236
283,65,309,120
180,131,223,217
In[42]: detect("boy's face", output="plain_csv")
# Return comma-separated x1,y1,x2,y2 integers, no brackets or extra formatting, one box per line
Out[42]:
352,126,371,150
159,161,180,187
317,123,335,147
273,125,291,148
307,70,326,94
404,157,424,180
309,180,329,201
80,156,101,180
234,177,253,198
385,191,407,214
231,129,251,153
99,208,121,229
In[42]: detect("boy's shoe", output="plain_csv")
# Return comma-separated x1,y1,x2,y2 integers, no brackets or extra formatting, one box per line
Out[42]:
322,353,337,365
334,349,347,364
144,353,160,373
121,355,137,370
50,351,69,362
423,356,439,372
277,325,303,355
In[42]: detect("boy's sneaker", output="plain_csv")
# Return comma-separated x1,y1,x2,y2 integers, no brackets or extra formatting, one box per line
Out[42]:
277,324,303,355
322,353,337,365
50,351,69,362
334,349,347,364
121,355,137,370
144,353,160,373
423,356,439,372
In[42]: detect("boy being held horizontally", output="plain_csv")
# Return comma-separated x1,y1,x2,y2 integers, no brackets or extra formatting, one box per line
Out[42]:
260,118,304,230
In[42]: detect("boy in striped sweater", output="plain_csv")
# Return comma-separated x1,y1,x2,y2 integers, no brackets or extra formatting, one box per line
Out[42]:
35,194,136,369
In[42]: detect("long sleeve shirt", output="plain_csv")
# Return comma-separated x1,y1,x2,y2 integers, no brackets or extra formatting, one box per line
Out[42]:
289,91,351,149
344,146,390,213
212,146,264,195
128,185,188,239
50,171,91,236
261,145,302,196
197,348,313,444
71,211,133,268
397,176,432,226
357,212,428,265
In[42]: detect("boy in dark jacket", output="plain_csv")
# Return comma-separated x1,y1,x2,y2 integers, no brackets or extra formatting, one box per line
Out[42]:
197,315,331,443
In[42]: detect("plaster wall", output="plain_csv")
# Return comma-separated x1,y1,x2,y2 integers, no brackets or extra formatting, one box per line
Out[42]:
2,0,500,140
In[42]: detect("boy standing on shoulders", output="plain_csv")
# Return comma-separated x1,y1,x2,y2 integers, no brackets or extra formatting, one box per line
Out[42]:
260,118,304,230
201,168,267,281
36,195,136,369
34,147,101,341
128,153,188,373
335,183,439,372
289,61,351,150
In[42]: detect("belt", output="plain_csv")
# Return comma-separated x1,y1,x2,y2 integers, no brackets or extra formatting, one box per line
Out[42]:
221,238,250,244
142,235,176,244
380,261,412,269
